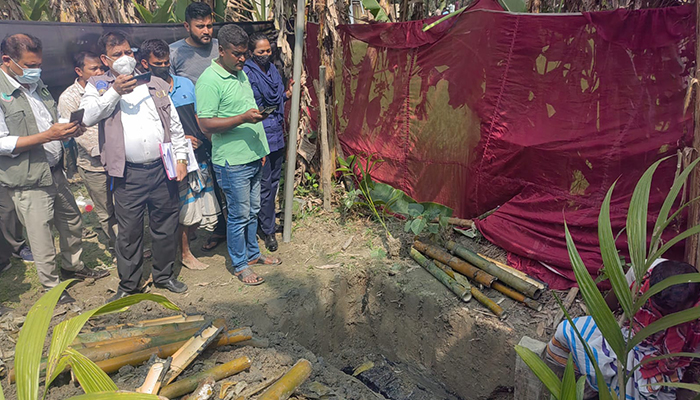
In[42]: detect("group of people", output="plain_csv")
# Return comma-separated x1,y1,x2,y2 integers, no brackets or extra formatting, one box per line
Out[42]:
0,1,290,309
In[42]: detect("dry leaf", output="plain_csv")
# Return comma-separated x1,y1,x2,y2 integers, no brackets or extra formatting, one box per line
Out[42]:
352,360,374,376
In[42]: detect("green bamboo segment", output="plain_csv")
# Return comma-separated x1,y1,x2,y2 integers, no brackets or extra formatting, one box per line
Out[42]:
434,260,506,319
74,319,210,344
445,240,543,299
257,359,313,400
413,240,497,287
410,248,472,302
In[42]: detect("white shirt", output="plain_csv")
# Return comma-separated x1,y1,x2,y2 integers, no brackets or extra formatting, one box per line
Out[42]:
81,78,187,163
0,70,62,166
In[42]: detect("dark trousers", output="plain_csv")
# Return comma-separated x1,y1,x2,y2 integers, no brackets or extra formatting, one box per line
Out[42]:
113,162,179,293
0,185,25,256
258,149,285,236
0,219,12,266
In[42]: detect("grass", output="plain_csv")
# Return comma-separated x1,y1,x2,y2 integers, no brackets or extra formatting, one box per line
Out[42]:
0,258,40,306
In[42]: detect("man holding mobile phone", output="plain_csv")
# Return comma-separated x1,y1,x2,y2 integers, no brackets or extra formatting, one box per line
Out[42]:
0,34,109,304
81,31,190,301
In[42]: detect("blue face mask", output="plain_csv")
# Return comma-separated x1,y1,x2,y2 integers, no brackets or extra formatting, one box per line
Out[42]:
11,58,41,84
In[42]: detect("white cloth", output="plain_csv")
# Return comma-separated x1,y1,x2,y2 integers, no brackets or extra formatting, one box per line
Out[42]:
0,70,62,166
81,81,188,163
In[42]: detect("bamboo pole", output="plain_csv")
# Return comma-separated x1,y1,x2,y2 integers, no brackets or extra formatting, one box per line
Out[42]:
319,65,332,212
410,248,472,302
74,319,210,344
431,217,474,228
445,240,543,299
282,0,306,243
433,260,506,319
158,357,252,399
257,359,313,400
88,315,204,333
686,0,700,270
477,254,547,293
414,240,543,311
164,324,224,385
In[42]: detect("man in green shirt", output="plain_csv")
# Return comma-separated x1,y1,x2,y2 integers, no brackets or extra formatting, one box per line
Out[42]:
196,24,282,286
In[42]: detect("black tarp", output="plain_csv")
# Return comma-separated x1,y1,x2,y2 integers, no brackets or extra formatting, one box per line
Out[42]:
0,20,275,97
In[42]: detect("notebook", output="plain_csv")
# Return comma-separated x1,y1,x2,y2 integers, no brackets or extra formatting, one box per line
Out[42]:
159,139,199,180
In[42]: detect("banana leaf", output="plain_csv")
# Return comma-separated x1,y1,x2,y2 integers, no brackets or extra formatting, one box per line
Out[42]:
514,345,561,399
361,0,390,21
151,0,173,23
132,0,154,22
44,293,180,395
173,0,192,22
29,0,49,20
16,280,72,400
598,181,633,319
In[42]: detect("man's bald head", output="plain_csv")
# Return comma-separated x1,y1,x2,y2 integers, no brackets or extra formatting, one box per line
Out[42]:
1,34,42,61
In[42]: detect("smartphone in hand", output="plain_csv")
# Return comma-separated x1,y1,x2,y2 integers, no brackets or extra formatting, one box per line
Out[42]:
133,71,152,86
260,105,277,119
69,109,85,124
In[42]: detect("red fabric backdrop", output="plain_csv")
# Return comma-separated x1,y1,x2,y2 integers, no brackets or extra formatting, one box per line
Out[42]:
305,2,696,288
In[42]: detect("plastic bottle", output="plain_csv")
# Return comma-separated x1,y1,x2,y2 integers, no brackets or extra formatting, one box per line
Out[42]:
75,195,94,213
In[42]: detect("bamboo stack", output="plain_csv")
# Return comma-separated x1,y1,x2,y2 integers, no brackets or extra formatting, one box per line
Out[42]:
412,239,545,317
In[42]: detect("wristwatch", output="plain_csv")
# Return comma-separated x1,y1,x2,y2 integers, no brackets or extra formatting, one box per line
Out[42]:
177,159,188,165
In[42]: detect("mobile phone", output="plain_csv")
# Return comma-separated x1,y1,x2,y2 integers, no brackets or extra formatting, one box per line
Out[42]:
133,71,151,85
69,109,85,124
260,106,277,118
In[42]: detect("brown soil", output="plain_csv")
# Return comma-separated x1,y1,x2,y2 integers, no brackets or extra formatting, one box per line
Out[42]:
0,194,562,400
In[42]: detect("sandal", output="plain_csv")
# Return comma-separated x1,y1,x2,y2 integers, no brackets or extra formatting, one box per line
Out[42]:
201,234,225,252
248,255,282,266
235,267,265,286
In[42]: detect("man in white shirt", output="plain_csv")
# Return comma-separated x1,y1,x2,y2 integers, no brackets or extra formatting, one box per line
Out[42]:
0,34,109,304
81,31,189,300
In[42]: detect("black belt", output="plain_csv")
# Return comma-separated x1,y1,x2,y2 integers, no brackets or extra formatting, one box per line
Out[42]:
125,159,162,169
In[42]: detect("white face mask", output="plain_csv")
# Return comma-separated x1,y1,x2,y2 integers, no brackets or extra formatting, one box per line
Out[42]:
108,55,136,76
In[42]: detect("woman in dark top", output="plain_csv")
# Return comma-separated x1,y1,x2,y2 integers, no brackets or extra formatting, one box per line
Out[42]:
243,32,292,252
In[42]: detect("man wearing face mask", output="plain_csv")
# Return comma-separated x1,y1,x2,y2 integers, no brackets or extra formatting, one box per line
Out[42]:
81,31,189,301
140,39,220,271
0,34,109,304
58,52,118,257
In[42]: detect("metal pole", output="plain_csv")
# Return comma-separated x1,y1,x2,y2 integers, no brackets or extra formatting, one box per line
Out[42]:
282,0,306,243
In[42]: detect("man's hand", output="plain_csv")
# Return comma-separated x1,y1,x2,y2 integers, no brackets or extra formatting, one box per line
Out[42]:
176,163,188,182
185,135,201,149
73,124,87,138
44,122,80,142
113,74,136,95
241,108,265,124
261,156,267,167
285,79,295,99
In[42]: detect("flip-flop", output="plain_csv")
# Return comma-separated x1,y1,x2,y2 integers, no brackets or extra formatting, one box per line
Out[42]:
201,234,225,252
235,267,265,286
248,255,282,266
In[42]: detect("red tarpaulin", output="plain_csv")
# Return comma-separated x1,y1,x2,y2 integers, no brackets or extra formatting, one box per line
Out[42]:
305,2,695,289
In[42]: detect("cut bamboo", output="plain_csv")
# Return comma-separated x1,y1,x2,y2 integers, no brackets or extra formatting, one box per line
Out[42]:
433,260,506,319
477,254,548,293
318,65,332,212
413,240,497,287
10,327,254,383
74,319,210,344
136,356,171,394
164,323,224,385
158,357,252,399
414,240,543,311
445,241,543,299
410,248,472,302
184,376,215,400
431,217,474,228
89,315,205,333
257,359,313,400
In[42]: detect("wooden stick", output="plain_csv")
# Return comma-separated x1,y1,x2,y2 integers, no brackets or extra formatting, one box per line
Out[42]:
319,65,332,212
551,288,579,329
686,0,700,270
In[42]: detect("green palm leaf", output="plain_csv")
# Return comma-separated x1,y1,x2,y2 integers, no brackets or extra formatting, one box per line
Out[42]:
646,382,700,392
575,376,586,400
16,280,73,400
650,157,700,254
64,349,117,393
565,222,626,364
598,181,633,318
561,355,577,400
1,377,5,400
514,345,561,399
646,224,700,269
627,158,668,288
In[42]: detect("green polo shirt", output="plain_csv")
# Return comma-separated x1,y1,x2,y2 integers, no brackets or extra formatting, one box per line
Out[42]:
195,59,270,167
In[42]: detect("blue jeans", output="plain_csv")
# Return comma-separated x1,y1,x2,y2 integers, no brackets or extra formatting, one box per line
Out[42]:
214,160,262,272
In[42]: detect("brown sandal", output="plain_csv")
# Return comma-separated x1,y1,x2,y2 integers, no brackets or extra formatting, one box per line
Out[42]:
248,255,282,266
235,267,265,286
